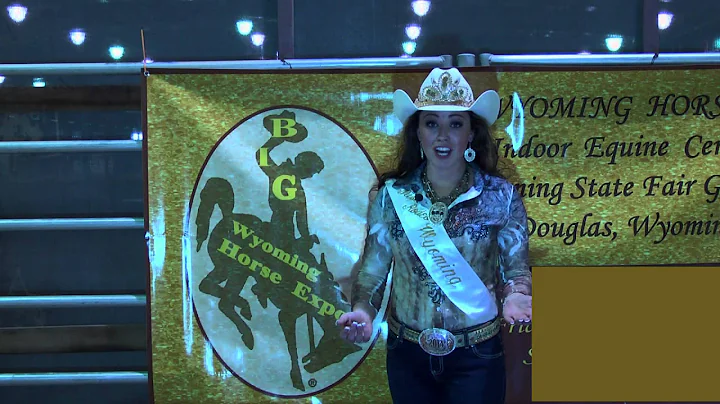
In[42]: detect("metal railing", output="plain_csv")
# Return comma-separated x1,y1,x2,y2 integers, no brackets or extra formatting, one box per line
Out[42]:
0,56,452,75
0,218,144,231
0,372,148,386
0,295,146,309
479,52,720,66
0,140,142,153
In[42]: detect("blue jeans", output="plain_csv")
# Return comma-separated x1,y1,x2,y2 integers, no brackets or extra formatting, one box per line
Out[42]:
386,329,506,404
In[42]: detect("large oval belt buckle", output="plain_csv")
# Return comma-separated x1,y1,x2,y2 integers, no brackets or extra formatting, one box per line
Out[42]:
418,328,456,356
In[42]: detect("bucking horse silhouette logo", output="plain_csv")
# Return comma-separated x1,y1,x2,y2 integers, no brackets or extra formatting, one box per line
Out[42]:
194,110,363,392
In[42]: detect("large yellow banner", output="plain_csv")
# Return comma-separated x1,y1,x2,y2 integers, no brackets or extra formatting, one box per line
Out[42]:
144,67,719,404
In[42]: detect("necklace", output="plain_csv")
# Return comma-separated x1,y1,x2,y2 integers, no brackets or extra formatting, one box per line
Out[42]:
421,166,471,225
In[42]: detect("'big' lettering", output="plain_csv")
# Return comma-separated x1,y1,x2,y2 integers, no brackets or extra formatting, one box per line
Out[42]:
272,118,298,138
272,175,297,200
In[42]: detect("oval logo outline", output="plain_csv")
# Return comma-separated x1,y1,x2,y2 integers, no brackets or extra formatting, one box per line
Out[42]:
186,105,390,399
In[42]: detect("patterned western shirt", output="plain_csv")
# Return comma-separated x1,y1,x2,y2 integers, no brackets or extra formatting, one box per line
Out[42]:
351,163,532,331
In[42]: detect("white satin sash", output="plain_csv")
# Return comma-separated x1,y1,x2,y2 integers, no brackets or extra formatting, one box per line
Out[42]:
385,180,498,323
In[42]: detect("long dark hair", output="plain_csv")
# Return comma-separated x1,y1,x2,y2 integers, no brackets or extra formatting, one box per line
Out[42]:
377,111,502,189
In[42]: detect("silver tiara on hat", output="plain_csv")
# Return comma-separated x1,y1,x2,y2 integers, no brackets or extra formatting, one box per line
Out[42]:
393,68,500,125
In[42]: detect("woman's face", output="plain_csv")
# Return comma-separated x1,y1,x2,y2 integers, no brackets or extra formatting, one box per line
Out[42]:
417,111,473,170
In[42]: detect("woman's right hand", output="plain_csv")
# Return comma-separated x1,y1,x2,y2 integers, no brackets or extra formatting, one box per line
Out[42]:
337,309,374,343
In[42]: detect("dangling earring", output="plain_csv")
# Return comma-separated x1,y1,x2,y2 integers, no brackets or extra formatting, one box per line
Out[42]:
420,147,425,159
464,141,476,162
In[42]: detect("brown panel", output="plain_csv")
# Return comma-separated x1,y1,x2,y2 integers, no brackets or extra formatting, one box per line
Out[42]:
534,266,720,402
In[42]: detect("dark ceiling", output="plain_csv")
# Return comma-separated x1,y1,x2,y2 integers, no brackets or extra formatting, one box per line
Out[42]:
0,0,717,65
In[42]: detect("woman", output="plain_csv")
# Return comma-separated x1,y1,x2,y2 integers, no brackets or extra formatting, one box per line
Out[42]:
338,68,532,403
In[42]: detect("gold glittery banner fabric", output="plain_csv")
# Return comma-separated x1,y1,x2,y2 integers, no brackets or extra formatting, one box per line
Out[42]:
494,68,720,266
145,68,719,404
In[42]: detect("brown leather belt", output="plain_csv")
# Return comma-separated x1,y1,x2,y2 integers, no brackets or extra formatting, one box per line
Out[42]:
387,315,501,349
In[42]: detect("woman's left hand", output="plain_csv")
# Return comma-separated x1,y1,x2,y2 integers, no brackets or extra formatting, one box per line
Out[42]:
502,293,532,324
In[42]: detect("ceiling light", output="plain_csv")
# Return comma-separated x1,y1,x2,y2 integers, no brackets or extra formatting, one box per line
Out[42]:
658,11,673,30
109,45,125,60
69,29,86,45
236,20,253,36
251,33,265,47
402,41,417,55
7,4,26,23
605,35,623,52
405,24,421,40
411,0,430,17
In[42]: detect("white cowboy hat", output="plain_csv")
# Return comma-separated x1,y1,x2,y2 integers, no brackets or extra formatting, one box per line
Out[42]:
393,67,500,126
